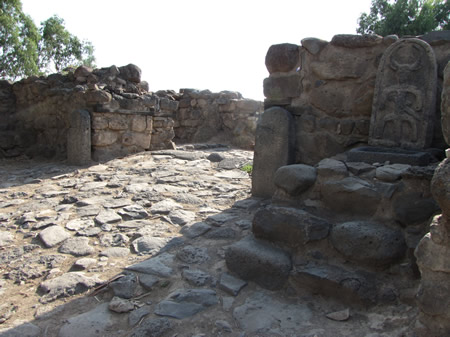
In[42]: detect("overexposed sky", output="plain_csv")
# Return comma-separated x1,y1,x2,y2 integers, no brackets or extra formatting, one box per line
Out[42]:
21,0,372,100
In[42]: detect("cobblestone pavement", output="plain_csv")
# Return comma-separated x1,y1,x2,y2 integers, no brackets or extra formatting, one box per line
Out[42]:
0,145,417,337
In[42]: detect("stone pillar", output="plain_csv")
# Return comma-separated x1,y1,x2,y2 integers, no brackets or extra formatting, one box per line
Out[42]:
442,61,450,147
414,158,450,336
251,107,295,198
67,109,91,165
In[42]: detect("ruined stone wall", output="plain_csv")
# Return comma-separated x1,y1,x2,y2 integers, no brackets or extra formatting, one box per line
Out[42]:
264,33,450,165
167,89,262,149
0,65,260,161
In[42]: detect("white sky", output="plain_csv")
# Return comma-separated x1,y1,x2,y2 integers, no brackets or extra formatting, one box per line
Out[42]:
21,0,372,100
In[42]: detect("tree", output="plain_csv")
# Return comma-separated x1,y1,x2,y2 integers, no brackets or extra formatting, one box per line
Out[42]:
0,0,40,78
39,15,95,73
357,0,450,37
0,0,95,79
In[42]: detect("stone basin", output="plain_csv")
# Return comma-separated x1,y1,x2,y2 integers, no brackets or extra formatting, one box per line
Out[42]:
347,146,433,166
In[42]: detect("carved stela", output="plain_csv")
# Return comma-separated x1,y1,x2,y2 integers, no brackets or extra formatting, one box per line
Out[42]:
369,38,437,150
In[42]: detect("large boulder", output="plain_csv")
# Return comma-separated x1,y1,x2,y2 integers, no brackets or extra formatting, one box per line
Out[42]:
330,221,406,266
273,164,317,195
265,43,299,74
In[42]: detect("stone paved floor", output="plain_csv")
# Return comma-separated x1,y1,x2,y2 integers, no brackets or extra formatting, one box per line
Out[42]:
0,145,417,337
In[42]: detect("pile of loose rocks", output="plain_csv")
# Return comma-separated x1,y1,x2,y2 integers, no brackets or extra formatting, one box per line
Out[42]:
0,146,418,337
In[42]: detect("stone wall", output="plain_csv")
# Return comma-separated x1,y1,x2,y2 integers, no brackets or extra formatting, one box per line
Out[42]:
264,33,450,165
0,65,260,161
170,89,262,149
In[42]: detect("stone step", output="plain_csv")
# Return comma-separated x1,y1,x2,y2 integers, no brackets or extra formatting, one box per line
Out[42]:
225,235,292,290
289,262,379,306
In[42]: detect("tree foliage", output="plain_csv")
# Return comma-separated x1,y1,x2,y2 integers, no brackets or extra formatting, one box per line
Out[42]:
357,0,450,36
0,0,95,79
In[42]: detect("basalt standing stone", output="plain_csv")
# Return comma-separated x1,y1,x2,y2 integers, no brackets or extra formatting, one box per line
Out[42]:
369,38,437,149
442,61,450,146
67,110,91,165
252,107,295,198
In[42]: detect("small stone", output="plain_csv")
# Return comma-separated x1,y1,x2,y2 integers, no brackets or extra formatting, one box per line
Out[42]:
59,237,95,256
94,209,122,225
109,296,135,313
100,247,130,258
168,209,196,226
177,245,209,264
137,273,159,289
326,308,350,321
131,236,168,255
39,226,71,248
215,319,233,332
65,219,94,231
39,272,101,303
182,269,212,286
126,253,174,277
129,317,171,337
155,288,218,319
129,305,152,326
218,273,247,296
118,204,149,220
73,258,97,270
179,222,211,238
0,231,14,247
110,272,137,299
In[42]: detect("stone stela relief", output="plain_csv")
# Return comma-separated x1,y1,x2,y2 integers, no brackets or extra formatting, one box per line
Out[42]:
369,38,437,149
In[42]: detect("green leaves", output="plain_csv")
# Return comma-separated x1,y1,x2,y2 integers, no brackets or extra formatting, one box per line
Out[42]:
0,0,95,79
357,0,450,36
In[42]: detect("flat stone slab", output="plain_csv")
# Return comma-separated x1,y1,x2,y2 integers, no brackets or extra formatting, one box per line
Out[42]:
155,288,218,319
59,237,95,256
347,146,432,166
233,292,312,334
218,272,247,296
253,206,330,245
58,303,113,337
39,226,71,248
39,272,102,303
126,253,174,277
291,263,378,305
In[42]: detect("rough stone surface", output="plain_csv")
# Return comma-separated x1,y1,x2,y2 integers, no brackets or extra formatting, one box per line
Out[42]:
265,43,299,74
67,109,91,165
442,61,450,145
225,235,291,290
126,253,174,277
58,303,113,337
59,237,95,256
369,38,437,149
331,221,406,266
39,226,71,248
252,107,295,198
39,272,101,303
218,272,247,296
321,177,381,216
155,288,218,319
253,206,330,245
273,164,317,195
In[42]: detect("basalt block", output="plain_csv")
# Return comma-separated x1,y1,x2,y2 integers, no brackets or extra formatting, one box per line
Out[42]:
225,235,291,290
369,38,437,150
253,206,330,246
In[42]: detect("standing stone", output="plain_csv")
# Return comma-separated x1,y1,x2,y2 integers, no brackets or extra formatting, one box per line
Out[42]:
67,110,91,165
442,61,450,146
369,38,437,150
252,107,295,198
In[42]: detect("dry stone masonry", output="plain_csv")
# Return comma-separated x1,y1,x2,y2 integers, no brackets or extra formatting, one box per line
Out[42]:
227,32,450,337
0,65,262,163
